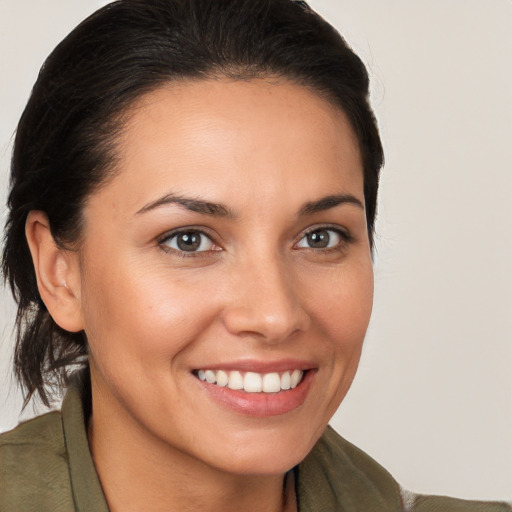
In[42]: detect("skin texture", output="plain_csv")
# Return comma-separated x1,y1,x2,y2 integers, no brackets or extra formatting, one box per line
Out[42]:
26,78,373,512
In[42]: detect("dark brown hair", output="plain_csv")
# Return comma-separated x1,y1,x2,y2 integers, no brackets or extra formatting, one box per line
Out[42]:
2,0,383,406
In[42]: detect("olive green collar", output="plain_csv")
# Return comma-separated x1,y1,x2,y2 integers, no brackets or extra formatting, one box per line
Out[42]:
61,375,110,512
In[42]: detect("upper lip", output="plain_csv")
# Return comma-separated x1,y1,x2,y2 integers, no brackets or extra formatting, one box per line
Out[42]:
192,358,316,374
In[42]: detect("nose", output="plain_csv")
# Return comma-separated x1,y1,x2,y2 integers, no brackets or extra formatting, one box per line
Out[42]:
221,254,311,344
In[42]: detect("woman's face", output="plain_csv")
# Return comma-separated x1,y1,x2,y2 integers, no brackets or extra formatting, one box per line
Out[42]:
76,78,373,475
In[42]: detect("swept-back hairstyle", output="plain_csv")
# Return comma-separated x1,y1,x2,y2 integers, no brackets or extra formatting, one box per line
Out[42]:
2,0,383,406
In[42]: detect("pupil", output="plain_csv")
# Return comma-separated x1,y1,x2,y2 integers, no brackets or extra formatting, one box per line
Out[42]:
308,230,329,248
177,232,200,251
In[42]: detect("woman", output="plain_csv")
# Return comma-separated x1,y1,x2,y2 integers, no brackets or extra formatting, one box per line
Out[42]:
0,1,510,510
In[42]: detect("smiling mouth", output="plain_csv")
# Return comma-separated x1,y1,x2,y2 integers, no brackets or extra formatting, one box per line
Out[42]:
194,369,305,393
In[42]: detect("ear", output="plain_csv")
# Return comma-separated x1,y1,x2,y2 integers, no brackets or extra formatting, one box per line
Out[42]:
25,211,84,333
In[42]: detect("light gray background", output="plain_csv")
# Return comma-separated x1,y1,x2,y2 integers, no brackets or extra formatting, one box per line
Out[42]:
0,0,511,501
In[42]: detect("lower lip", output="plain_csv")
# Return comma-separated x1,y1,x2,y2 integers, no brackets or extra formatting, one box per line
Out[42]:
197,370,315,417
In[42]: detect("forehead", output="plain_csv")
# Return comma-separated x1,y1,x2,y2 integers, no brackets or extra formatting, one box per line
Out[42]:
96,78,364,216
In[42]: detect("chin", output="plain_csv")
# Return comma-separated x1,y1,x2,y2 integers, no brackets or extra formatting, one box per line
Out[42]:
198,426,322,476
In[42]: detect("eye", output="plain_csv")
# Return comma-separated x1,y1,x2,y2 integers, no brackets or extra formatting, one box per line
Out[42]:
295,228,346,250
161,230,218,253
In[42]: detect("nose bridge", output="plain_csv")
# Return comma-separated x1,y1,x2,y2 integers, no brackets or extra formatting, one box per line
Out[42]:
222,248,310,342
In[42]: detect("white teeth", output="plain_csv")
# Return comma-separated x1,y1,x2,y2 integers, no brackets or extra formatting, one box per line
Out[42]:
244,372,262,393
227,371,244,390
197,368,305,393
216,370,229,387
280,371,291,390
205,370,216,383
290,370,303,389
262,372,281,393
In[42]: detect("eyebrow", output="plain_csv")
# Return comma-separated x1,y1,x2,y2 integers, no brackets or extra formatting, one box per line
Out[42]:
136,193,235,218
136,191,363,218
299,194,364,216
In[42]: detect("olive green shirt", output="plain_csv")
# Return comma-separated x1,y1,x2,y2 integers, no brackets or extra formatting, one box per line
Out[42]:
1,377,510,511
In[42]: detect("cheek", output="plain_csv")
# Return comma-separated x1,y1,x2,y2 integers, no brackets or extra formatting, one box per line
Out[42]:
306,258,373,400
307,259,374,347
292,259,373,435
80,258,221,372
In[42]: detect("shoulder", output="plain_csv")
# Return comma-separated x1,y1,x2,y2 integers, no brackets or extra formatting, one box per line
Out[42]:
0,411,75,511
297,426,512,512
297,425,403,510
401,491,512,512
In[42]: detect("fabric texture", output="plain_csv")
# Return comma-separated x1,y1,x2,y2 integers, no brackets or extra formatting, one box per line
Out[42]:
1,375,510,512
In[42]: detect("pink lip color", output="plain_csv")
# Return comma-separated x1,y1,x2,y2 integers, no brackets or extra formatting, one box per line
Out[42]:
194,358,314,373
197,369,315,417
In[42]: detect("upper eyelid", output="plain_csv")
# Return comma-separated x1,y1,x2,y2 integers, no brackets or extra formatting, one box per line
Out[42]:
298,224,351,240
158,226,217,244
158,228,221,257
293,225,353,251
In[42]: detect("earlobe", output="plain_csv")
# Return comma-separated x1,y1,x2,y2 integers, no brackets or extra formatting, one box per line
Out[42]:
25,211,84,333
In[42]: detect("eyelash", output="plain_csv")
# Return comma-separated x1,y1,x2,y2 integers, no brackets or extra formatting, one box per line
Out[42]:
295,226,353,253
159,229,220,258
158,225,353,257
